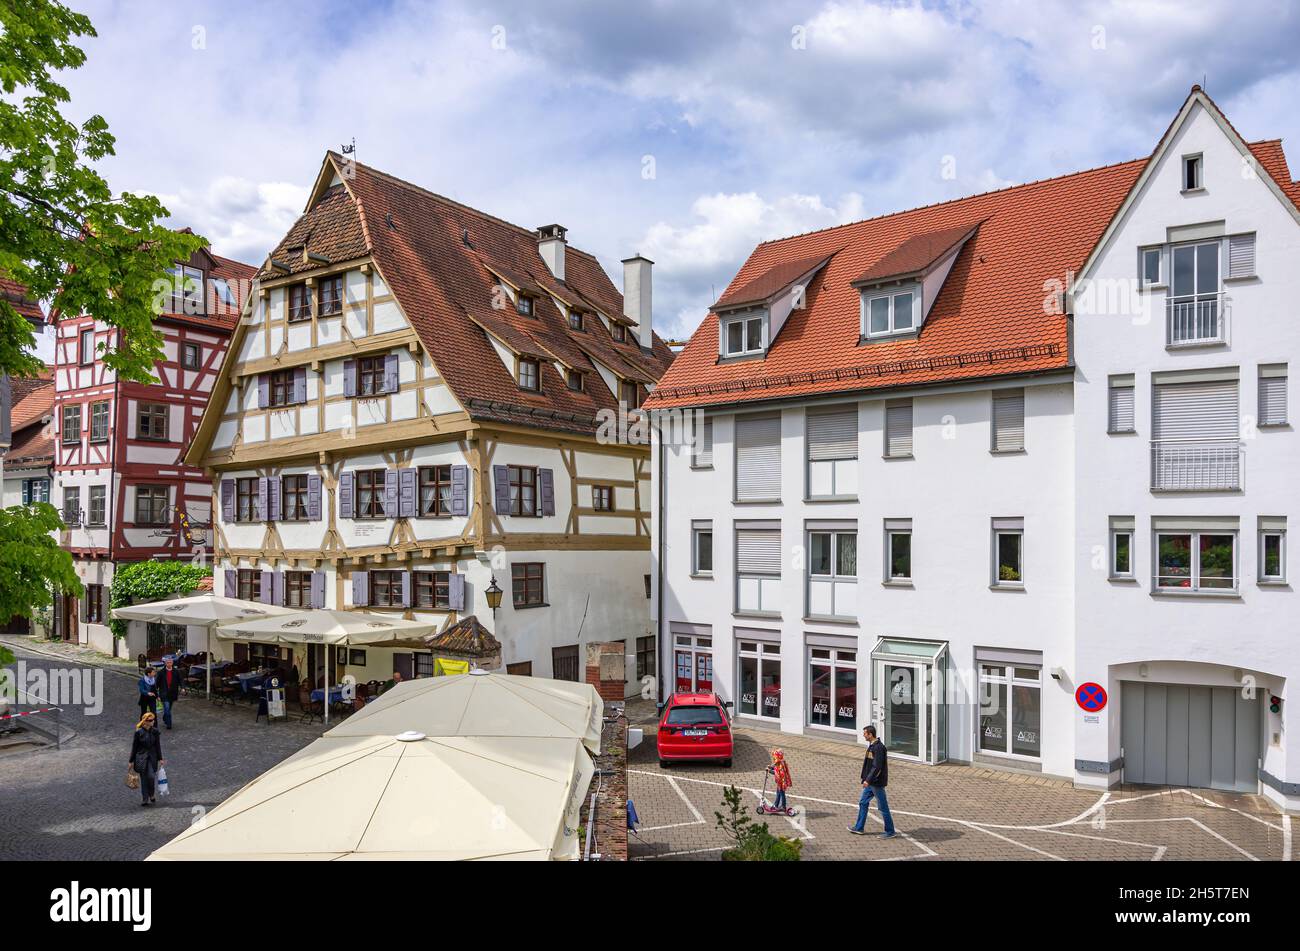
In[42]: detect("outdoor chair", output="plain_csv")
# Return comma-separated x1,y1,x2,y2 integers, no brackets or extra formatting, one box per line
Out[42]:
214,678,240,706
298,685,322,724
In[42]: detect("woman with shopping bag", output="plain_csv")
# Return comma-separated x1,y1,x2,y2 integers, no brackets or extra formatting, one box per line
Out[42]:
128,711,164,806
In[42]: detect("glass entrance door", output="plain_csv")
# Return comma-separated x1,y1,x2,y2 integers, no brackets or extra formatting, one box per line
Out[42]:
878,662,925,760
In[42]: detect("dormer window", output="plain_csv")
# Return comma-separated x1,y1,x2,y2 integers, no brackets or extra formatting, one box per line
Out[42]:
611,323,626,343
567,369,584,392
569,309,584,331
861,286,918,338
722,313,764,357
1182,153,1203,191
516,294,534,317
519,357,540,391
620,380,640,408
288,283,311,321
167,264,205,314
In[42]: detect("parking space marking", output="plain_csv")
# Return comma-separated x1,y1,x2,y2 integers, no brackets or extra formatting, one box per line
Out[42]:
640,775,706,832
1104,817,1260,861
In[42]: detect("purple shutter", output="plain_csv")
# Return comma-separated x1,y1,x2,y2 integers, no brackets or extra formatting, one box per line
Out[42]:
400,571,412,608
260,570,274,605
539,468,555,516
267,476,281,522
272,571,285,607
224,569,237,598
384,469,399,517
448,573,465,611
338,471,354,518
352,571,368,607
293,366,307,405
310,571,326,609
257,477,269,521
383,353,399,394
257,374,269,409
493,465,510,514
221,479,235,522
307,474,322,521
343,359,357,398
393,653,414,680
398,467,417,518
450,465,469,516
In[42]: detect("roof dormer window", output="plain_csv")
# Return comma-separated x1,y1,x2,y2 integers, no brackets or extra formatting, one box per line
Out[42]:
1182,153,1203,192
721,313,765,358
519,357,540,391
861,286,918,339
516,294,534,317
167,264,206,315
569,309,584,331
611,323,626,343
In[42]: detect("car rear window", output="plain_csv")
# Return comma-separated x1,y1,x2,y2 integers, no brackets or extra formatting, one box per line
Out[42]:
666,705,724,725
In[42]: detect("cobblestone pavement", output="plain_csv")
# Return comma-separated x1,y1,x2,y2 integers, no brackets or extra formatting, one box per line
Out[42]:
627,703,1292,861
1,639,328,860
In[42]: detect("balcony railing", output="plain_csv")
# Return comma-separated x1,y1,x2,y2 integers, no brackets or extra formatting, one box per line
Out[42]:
1166,293,1226,346
1150,439,1241,491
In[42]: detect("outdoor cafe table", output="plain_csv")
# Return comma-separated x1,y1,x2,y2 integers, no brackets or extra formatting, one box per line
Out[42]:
235,671,268,695
311,686,346,705
190,662,232,678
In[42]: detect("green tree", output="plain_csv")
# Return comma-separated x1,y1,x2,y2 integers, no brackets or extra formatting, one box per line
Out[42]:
0,503,80,663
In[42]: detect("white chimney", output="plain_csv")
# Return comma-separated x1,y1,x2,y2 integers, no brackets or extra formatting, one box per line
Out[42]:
536,224,567,282
622,254,653,349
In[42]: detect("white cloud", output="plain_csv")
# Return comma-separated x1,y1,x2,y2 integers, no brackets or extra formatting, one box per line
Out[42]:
156,178,307,265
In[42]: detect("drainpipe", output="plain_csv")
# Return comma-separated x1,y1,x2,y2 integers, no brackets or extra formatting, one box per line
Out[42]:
655,417,666,708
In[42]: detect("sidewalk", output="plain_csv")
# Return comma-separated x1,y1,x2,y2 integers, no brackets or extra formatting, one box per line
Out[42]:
1,633,138,675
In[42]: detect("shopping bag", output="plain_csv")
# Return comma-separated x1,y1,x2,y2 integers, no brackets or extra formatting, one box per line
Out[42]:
126,767,140,790
156,765,170,797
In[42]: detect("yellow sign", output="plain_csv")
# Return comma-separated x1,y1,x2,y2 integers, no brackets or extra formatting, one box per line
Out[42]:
433,658,470,677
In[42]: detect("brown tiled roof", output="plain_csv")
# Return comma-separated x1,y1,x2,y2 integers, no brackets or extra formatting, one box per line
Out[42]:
259,184,370,279
6,423,52,467
713,252,835,311
423,615,502,657
852,222,980,285
9,372,53,431
0,275,44,322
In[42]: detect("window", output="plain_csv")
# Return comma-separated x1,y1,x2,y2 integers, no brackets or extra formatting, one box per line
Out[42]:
611,322,626,343
736,526,781,615
89,401,110,442
806,407,858,499
355,469,387,519
722,314,764,357
862,287,916,337
884,399,913,458
808,528,856,619
735,414,781,502
284,571,313,608
21,478,50,505
62,487,81,525
737,640,781,720
250,643,282,668
134,485,170,526
1168,240,1221,345
1182,153,1202,191
692,521,713,575
167,265,205,313
636,635,656,682
620,380,639,408
210,277,237,309
1227,233,1256,279
592,485,614,511
61,404,82,444
507,465,537,516
515,294,534,317
370,570,404,608
318,275,343,317
1108,375,1135,433
1151,376,1239,490
808,647,856,731
518,358,540,392
552,644,580,681
992,389,1025,452
979,664,1042,759
137,403,168,441
992,518,1023,586
414,571,451,609
288,283,312,321
282,475,309,520
87,485,106,527
79,329,95,365
885,519,911,583
1110,517,1134,579
1258,518,1286,584
267,369,295,408
1140,247,1163,287
567,369,584,392
673,633,713,693
506,661,533,677
236,477,260,522
357,356,385,396
419,465,452,517
692,416,713,468
1155,528,1236,592
236,569,261,602
1259,364,1287,426
415,653,435,678
182,342,201,369
568,309,584,331
85,584,105,624
512,563,545,606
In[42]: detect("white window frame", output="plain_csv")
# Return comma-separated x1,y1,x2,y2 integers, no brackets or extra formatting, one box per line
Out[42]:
1108,374,1136,434
1139,246,1164,288
721,312,766,358
805,407,858,500
691,416,714,469
735,526,781,616
1110,527,1134,579
977,663,1043,761
992,518,1024,588
1258,364,1288,427
860,284,920,339
807,528,857,621
691,521,713,577
1153,529,1238,594
737,639,782,721
1259,523,1286,584
883,398,914,459
884,518,912,585
807,646,858,733
991,388,1026,453
1181,152,1203,192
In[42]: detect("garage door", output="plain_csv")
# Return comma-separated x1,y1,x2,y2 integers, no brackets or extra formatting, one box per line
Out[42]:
1120,682,1260,793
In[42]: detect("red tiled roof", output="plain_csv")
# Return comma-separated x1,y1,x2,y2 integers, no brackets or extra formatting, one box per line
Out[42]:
1246,139,1300,212
0,275,44,322
9,373,53,431
156,252,258,334
714,252,835,311
852,222,980,285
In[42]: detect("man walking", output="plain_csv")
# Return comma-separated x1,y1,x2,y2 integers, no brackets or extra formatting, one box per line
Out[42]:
157,657,183,730
848,725,896,838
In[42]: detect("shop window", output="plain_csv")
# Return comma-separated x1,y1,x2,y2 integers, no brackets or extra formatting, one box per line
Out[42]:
978,664,1042,759
808,647,856,732
672,634,712,694
737,640,781,720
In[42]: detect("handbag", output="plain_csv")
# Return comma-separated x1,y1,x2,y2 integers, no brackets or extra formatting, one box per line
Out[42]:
126,767,140,790
156,765,170,797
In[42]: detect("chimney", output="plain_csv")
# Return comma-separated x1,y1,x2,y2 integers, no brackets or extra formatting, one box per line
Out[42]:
622,254,653,350
536,224,567,282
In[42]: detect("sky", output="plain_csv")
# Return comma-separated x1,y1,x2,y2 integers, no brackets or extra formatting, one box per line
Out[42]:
56,0,1300,342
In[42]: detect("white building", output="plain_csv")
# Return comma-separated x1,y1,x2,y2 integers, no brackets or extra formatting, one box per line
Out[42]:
648,87,1299,810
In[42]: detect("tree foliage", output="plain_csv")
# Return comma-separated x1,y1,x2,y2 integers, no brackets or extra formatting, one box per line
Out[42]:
713,784,803,861
0,502,81,662
108,561,209,640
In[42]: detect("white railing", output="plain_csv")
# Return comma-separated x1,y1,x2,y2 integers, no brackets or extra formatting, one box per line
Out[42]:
1167,293,1226,346
1150,439,1240,491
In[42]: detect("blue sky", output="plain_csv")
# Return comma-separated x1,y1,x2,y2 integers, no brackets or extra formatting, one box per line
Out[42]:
62,0,1300,340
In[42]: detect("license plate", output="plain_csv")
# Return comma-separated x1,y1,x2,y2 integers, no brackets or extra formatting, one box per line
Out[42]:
683,729,707,737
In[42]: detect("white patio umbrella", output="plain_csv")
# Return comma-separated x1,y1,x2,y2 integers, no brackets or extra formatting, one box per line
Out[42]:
326,669,603,755
146,729,594,860
111,594,298,699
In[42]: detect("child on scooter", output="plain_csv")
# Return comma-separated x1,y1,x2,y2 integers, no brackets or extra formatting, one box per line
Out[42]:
768,748,792,813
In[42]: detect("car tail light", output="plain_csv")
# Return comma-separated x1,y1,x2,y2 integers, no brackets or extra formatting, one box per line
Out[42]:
717,723,729,734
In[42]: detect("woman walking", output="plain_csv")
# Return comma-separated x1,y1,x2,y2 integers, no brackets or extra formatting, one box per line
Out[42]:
128,711,164,806
137,667,159,719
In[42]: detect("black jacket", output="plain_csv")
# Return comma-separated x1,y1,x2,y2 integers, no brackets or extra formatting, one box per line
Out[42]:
129,727,163,774
861,739,888,787
157,668,183,702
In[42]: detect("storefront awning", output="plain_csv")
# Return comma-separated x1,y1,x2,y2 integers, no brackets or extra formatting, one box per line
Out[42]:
870,637,948,664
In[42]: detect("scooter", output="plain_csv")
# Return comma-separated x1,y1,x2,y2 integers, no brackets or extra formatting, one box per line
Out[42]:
755,766,795,817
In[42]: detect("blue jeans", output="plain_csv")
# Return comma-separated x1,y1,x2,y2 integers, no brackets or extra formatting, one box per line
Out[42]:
774,789,787,810
852,784,895,834
161,699,173,728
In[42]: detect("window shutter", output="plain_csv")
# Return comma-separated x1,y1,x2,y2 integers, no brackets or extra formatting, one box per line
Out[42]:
338,471,354,519
266,476,282,521
225,569,238,598
272,571,285,607
310,571,326,609
80,595,88,624
21,481,30,505
256,477,269,521
293,366,307,405
343,359,357,398
1108,384,1135,433
1259,368,1287,426
400,571,412,608
807,408,857,461
695,418,713,466
450,465,469,516
352,571,369,607
257,374,269,409
735,529,782,575
221,479,235,522
383,353,400,394
1228,233,1256,279
1152,380,1239,439
884,400,913,457
384,469,399,517
992,390,1025,452
735,415,781,501
260,570,274,605
493,465,510,514
539,468,555,516
398,467,417,517
448,573,466,611
307,474,322,520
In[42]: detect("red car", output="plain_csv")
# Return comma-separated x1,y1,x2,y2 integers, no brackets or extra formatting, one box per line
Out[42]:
656,692,733,767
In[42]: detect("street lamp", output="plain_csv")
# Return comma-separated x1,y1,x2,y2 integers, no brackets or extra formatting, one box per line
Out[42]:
484,576,503,617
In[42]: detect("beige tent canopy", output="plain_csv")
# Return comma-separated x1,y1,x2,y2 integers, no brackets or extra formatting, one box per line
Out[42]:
215,608,441,645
